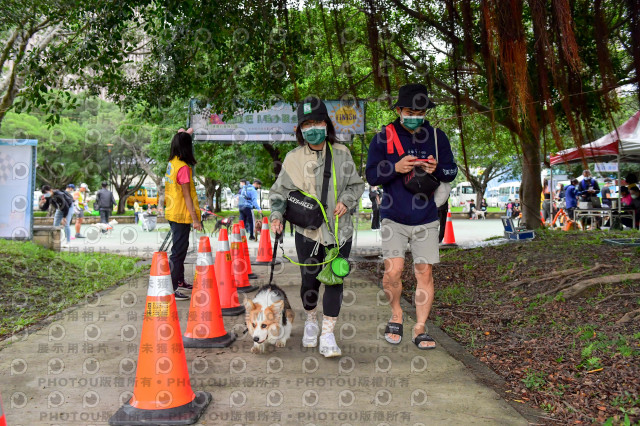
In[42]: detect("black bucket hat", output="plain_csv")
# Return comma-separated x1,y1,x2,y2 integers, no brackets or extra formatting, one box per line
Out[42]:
393,83,436,110
296,96,330,126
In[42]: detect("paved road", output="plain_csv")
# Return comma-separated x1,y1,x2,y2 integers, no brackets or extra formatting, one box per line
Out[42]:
0,260,527,425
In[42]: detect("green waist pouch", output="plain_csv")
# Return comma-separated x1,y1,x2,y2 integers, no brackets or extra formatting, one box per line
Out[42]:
317,247,351,286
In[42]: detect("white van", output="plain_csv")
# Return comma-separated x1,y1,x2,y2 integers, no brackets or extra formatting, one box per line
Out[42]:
449,182,477,207
486,187,499,207
497,182,520,209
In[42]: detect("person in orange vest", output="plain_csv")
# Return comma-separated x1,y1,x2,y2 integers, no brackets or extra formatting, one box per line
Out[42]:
164,128,203,301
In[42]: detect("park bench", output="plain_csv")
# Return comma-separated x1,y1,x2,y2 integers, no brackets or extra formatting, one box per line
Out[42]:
501,216,535,241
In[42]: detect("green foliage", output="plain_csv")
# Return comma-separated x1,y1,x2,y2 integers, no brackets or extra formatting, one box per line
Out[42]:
0,94,131,190
525,294,553,312
522,369,546,390
436,283,472,305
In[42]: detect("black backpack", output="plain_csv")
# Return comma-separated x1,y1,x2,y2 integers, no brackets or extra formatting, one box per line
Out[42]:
62,191,74,209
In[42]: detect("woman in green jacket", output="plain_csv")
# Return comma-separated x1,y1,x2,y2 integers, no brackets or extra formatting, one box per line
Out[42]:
269,97,364,358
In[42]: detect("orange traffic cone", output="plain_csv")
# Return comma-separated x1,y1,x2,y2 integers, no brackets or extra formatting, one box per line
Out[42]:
441,212,458,248
231,224,258,293
215,229,245,316
254,217,279,265
109,251,211,425
183,237,235,348
238,220,258,279
0,391,6,426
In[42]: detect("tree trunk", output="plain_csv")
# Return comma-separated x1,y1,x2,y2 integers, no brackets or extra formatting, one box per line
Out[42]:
518,131,542,229
215,185,222,212
153,176,165,212
116,190,128,214
203,177,217,209
262,143,283,178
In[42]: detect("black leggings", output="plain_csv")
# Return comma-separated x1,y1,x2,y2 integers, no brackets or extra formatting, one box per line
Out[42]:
294,232,352,317
169,221,191,290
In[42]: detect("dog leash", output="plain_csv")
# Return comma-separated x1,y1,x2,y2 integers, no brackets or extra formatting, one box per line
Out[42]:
269,226,284,286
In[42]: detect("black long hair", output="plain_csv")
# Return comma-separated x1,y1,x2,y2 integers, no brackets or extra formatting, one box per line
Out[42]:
168,132,197,166
295,119,338,146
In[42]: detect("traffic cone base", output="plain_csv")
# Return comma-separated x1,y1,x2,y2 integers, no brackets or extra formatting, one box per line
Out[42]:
248,272,259,279
222,305,246,316
109,391,212,426
236,284,258,293
183,332,236,348
251,257,283,265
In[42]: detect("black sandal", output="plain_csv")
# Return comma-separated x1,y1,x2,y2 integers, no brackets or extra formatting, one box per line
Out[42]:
412,332,436,350
384,321,403,345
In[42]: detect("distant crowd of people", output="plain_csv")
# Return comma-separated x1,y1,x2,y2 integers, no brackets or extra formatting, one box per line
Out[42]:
548,170,639,229
39,181,116,247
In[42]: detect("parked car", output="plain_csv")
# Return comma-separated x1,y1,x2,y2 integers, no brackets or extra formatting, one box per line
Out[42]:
258,189,270,210
361,190,372,209
33,190,42,211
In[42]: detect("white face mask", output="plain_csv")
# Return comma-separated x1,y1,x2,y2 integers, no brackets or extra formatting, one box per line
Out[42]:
632,194,638,199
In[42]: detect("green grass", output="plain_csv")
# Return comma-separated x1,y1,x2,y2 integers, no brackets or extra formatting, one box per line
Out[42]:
436,282,472,305
0,239,145,339
522,369,546,390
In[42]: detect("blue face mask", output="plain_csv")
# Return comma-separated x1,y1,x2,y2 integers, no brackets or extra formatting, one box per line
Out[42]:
302,126,327,145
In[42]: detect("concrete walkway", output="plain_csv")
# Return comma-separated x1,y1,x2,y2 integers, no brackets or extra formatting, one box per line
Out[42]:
61,218,506,259
0,256,528,425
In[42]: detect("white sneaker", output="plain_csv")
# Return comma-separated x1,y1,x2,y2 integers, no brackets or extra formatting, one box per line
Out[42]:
302,320,320,348
319,333,342,358
61,241,70,248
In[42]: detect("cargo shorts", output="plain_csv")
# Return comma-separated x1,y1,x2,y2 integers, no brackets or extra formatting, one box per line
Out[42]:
380,218,440,264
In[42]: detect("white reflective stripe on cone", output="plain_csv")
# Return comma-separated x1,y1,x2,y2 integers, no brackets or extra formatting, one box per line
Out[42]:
218,240,230,252
147,275,174,297
196,251,214,266
230,232,241,242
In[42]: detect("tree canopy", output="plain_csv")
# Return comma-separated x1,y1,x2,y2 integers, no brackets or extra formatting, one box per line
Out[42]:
1,0,639,227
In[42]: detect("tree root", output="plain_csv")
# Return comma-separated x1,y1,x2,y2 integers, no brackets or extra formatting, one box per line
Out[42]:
508,267,584,288
617,308,640,324
541,264,612,296
595,293,640,305
557,273,640,300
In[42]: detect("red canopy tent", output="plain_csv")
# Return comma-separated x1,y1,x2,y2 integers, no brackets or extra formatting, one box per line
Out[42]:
550,111,640,165
549,111,640,216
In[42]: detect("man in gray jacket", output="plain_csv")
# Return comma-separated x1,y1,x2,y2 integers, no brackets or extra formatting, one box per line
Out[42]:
95,181,116,224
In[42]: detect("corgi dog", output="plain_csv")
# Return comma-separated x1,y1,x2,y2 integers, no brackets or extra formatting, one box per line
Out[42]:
244,284,294,354
92,220,116,236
